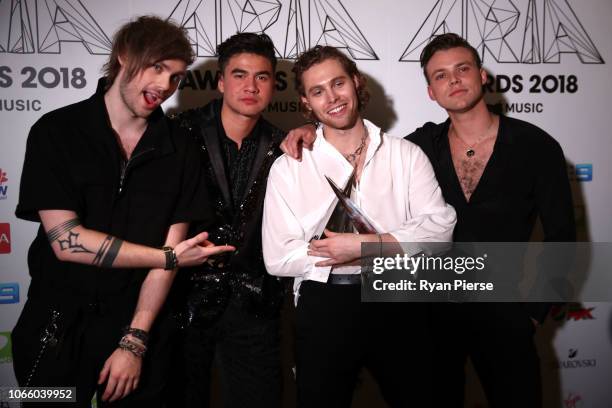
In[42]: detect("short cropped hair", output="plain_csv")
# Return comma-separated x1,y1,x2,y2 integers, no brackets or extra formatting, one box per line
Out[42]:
292,45,369,121
103,16,193,89
420,33,482,83
217,32,277,73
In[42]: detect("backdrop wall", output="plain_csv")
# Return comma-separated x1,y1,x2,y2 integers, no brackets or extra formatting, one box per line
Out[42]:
1,1,611,406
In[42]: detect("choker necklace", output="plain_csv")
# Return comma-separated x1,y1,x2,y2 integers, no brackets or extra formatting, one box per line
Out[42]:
345,130,368,164
451,118,495,158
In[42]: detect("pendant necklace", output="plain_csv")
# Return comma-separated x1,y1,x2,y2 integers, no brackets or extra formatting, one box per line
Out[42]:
451,117,495,158
345,129,368,164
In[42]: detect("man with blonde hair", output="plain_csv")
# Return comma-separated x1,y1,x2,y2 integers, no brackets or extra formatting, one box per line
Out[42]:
263,45,455,407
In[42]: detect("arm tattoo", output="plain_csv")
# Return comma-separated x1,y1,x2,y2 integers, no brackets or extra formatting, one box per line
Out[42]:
92,236,113,266
57,231,94,254
48,218,124,265
47,218,81,242
101,238,123,267
92,236,123,268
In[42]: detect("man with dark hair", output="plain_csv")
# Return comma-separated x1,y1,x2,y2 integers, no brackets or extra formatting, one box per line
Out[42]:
13,16,233,407
262,45,456,408
405,32,575,407
168,32,286,408
418,32,482,83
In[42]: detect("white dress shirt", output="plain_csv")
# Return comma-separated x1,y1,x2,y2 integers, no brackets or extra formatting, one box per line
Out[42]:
262,119,456,299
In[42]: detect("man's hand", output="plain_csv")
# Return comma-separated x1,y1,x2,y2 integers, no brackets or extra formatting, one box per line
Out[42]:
98,348,142,402
307,229,374,267
174,232,235,267
280,124,317,161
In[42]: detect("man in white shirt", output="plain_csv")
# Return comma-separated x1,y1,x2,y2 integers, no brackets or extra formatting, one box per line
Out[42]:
262,45,456,408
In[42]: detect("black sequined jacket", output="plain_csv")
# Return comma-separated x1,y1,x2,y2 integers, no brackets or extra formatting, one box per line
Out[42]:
171,99,286,326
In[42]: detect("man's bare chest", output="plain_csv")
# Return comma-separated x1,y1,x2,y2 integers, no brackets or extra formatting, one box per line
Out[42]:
450,137,496,201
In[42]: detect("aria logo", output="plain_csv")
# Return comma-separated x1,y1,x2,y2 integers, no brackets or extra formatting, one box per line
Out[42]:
0,168,7,199
550,303,595,321
3,0,378,60
1,0,111,54
0,332,12,364
169,0,378,60
1,0,604,65
401,0,604,65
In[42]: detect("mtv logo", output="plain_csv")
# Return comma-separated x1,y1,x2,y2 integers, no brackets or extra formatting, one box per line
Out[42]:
0,332,12,363
0,223,10,253
0,282,19,304
0,168,7,200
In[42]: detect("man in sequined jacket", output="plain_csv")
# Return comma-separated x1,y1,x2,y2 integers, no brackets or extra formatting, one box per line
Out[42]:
167,33,286,408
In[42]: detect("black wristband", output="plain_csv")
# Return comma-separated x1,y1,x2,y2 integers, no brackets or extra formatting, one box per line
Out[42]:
162,246,178,270
122,326,149,344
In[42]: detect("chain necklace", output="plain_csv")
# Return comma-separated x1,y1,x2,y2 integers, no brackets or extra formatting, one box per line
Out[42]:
345,129,368,164
451,117,495,158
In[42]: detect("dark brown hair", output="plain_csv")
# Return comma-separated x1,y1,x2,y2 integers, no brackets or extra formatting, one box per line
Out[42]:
103,16,194,89
420,33,482,84
292,45,369,121
217,32,277,73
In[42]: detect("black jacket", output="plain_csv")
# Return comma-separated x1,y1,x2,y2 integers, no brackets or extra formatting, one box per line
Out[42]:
172,99,286,326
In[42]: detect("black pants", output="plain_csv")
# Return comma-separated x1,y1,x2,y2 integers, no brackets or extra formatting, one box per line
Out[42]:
295,281,433,408
12,296,173,408
429,303,541,408
169,301,282,408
